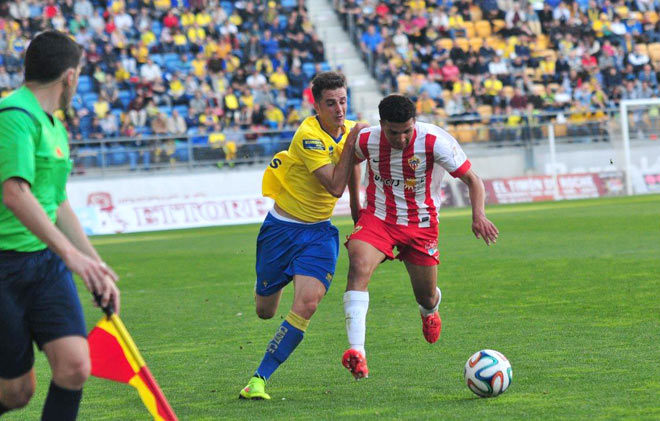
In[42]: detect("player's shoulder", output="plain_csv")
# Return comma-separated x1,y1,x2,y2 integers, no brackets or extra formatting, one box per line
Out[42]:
292,116,323,142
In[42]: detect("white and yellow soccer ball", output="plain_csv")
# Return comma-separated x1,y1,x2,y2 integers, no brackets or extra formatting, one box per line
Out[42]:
464,349,512,397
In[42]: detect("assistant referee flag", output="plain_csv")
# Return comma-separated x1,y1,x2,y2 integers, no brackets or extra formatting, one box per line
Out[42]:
88,314,178,421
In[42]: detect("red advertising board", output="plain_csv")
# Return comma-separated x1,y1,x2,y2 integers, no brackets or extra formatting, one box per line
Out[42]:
481,172,624,204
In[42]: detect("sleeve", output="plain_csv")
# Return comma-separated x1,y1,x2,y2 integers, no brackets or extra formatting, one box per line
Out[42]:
0,111,37,185
433,130,471,178
289,128,331,174
354,129,371,163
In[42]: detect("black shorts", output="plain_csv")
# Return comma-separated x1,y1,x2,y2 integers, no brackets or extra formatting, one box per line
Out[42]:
0,249,86,379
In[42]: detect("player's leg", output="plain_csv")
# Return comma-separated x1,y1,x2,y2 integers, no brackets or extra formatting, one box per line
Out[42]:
342,239,386,379
240,275,326,400
0,371,36,414
254,289,283,319
240,220,338,399
41,337,90,421
405,261,442,344
29,251,89,421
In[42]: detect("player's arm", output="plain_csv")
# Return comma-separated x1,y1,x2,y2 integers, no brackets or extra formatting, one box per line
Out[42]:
313,123,369,198
348,162,362,224
2,178,120,311
458,168,499,245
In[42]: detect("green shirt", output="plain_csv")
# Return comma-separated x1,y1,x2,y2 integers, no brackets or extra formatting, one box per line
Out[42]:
0,86,72,252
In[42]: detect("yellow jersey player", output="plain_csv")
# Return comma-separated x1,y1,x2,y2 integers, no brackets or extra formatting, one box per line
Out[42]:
239,72,367,400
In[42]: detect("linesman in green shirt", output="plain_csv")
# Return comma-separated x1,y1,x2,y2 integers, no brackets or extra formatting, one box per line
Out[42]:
0,31,120,420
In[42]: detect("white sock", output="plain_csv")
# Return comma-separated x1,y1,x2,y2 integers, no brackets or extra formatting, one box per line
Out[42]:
343,290,369,357
419,287,442,316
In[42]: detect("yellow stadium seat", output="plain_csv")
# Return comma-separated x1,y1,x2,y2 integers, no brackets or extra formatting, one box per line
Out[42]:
438,38,453,51
477,104,492,123
456,123,475,143
469,37,483,51
463,21,475,39
645,11,659,24
456,37,469,52
554,123,567,138
476,124,490,142
637,43,649,56
492,19,506,32
475,20,492,38
469,4,483,21
648,43,660,62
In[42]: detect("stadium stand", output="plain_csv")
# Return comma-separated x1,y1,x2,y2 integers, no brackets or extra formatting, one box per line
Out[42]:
2,0,660,172
334,0,660,144
0,0,338,171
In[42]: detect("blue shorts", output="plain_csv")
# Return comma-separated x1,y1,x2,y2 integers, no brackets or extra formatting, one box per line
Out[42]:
0,249,86,379
255,212,339,296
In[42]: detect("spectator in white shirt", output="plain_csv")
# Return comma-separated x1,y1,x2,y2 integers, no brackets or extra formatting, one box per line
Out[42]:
140,59,162,82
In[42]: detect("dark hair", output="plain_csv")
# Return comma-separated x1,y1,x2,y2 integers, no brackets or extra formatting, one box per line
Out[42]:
311,71,346,102
25,31,83,83
379,94,416,123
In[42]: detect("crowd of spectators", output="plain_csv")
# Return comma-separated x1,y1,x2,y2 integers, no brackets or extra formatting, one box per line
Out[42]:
0,0,337,167
336,0,660,143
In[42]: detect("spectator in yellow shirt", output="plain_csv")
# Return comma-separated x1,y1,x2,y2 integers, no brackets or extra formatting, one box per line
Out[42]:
94,92,111,119
191,52,207,79
415,91,437,115
223,87,240,123
264,102,284,129
187,23,206,45
196,10,212,27
181,10,195,27
269,66,289,91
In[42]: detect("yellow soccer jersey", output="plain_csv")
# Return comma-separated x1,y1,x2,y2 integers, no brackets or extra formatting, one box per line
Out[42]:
263,116,355,222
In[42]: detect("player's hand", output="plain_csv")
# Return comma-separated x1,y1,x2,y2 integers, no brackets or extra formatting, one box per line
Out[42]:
472,216,499,246
347,123,369,144
64,250,120,313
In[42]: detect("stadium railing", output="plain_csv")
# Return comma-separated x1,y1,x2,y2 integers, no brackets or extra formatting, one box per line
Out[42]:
69,107,660,176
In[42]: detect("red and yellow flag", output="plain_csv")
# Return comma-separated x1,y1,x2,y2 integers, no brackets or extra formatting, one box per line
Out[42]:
88,314,178,421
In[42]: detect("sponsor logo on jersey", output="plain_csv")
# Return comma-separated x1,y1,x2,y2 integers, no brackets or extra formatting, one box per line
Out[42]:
303,139,325,150
55,146,64,158
404,178,418,190
408,155,421,170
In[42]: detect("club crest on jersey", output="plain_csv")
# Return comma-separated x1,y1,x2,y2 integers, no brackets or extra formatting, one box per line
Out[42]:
425,240,438,256
328,145,334,156
408,155,421,170
303,139,325,150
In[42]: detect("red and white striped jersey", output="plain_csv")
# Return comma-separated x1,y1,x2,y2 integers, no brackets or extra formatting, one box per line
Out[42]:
356,121,471,228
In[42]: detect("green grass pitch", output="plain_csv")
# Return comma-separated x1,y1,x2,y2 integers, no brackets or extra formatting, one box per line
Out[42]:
7,194,660,420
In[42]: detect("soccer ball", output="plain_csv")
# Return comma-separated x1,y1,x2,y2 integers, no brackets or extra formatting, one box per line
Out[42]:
464,349,512,397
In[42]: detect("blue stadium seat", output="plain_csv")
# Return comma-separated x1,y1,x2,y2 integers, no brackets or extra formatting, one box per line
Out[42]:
151,53,164,66
158,105,172,116
286,98,302,109
321,62,332,72
163,53,179,63
302,62,316,79
77,75,93,94
82,92,98,108
281,0,296,9
174,105,188,115
151,21,163,37
118,90,132,108
220,1,233,14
